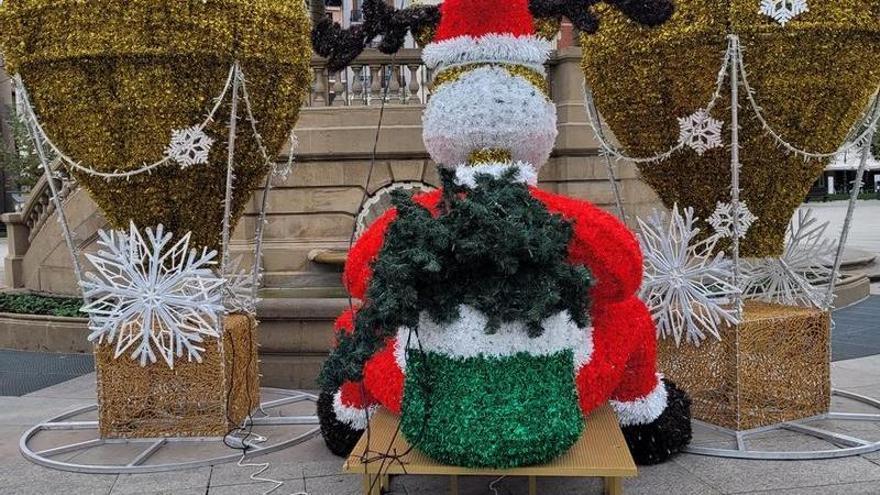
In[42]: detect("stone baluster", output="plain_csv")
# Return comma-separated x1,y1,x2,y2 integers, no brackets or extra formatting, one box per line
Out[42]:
369,64,382,104
312,66,327,107
407,64,421,104
350,65,365,105
332,69,346,106
389,64,402,103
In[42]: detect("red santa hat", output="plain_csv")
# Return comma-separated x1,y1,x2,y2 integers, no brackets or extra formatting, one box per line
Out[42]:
422,0,552,71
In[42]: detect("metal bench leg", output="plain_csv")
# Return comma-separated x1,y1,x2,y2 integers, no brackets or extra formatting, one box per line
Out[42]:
528,476,537,495
450,474,459,495
604,477,623,495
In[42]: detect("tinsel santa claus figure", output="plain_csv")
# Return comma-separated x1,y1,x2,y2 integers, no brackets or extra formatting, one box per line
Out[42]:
313,0,690,467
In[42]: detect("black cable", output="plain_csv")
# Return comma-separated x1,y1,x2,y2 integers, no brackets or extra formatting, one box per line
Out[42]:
333,42,437,494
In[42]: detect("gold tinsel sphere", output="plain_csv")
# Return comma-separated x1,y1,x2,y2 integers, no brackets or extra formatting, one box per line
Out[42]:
580,0,880,257
0,0,313,250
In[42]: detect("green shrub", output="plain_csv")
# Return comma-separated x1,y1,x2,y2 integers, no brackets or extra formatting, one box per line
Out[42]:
0,292,83,317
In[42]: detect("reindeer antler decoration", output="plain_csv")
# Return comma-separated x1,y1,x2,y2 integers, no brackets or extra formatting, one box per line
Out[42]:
312,0,673,71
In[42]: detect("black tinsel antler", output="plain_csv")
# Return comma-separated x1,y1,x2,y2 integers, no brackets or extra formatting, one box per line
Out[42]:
311,0,673,72
312,0,440,72
530,0,673,34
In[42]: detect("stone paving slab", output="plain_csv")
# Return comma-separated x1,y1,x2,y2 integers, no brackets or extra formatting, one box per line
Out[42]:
832,296,880,361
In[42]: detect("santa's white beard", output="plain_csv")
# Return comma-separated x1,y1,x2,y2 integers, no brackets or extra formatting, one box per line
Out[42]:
422,65,557,170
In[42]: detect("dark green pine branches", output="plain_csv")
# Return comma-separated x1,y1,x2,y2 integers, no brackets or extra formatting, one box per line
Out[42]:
320,170,593,390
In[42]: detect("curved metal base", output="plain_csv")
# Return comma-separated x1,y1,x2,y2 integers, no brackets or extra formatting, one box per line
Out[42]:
20,388,320,474
686,389,880,460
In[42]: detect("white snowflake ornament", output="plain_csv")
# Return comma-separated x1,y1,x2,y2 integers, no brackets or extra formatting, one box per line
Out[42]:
678,109,724,156
165,126,214,168
638,205,741,346
760,0,808,26
81,222,225,368
741,208,836,308
708,201,758,239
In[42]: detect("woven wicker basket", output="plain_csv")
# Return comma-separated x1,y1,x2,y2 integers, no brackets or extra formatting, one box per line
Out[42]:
658,301,830,431
95,313,260,438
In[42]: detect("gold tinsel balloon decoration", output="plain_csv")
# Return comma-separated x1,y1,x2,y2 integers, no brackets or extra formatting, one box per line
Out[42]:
580,0,880,257
0,0,312,251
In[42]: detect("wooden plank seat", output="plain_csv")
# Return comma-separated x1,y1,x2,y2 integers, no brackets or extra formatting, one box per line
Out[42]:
343,403,637,495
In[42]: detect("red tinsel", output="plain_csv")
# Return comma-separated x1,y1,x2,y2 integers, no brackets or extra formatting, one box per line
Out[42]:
531,187,643,303
338,379,376,409
363,338,405,415
576,297,659,414
434,0,535,41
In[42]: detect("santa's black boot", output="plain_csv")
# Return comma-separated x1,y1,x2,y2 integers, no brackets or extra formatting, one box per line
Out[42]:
621,379,692,465
317,389,365,457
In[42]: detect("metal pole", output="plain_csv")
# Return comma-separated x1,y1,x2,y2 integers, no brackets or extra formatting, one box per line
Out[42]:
729,35,743,319
824,94,880,309
220,63,241,276
1,56,14,214
587,94,627,221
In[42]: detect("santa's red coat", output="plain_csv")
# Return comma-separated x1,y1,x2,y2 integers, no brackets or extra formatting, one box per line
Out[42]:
334,187,660,416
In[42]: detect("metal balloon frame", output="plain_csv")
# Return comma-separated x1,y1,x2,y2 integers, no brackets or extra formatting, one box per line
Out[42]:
13,61,316,473
19,389,320,475
589,33,880,460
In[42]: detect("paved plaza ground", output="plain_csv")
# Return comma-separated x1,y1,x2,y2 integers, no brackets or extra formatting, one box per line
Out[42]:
4,356,880,495
804,200,880,257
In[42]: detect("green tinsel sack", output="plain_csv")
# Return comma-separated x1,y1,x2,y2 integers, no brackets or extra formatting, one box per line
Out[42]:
0,0,312,250
401,350,584,468
580,0,880,257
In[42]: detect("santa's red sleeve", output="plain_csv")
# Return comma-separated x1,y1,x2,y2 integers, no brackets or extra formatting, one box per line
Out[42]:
342,189,444,300
529,187,643,303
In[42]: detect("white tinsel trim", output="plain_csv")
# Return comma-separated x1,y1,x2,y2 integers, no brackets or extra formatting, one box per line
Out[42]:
332,389,376,430
395,305,593,372
451,161,538,188
423,66,557,169
610,375,668,426
423,34,552,71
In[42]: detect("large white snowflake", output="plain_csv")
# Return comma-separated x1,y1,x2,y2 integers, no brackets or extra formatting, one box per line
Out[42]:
638,205,741,346
678,109,724,156
223,254,259,315
165,126,214,168
760,0,808,26
80,222,225,368
741,208,836,308
708,201,758,239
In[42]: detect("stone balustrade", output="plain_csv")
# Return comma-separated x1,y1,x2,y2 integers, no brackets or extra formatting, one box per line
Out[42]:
307,48,429,107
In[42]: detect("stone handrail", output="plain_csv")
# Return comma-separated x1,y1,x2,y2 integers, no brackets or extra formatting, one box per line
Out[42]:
19,160,77,243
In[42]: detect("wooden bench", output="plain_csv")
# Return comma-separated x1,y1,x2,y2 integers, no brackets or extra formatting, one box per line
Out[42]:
343,404,637,495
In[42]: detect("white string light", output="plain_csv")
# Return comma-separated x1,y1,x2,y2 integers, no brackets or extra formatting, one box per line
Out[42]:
237,67,300,309
14,64,237,180
582,37,733,164
584,37,880,166
736,42,880,160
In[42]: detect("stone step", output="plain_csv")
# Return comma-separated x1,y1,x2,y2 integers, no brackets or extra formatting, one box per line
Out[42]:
257,297,351,354
255,298,346,389
259,353,326,390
